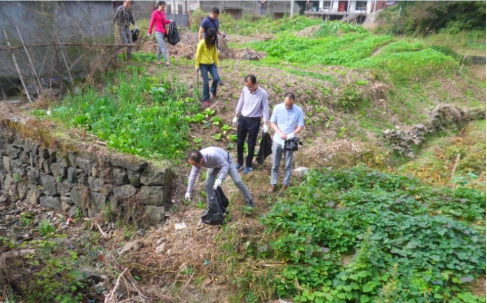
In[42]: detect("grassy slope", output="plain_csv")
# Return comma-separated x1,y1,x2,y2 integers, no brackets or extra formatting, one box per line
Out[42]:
12,12,486,303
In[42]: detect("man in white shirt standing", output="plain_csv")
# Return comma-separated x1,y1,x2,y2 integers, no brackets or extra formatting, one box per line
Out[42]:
232,75,269,175
268,92,305,196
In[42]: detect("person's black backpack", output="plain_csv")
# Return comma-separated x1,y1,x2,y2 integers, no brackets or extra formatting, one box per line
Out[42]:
131,28,139,43
167,21,180,46
201,187,229,225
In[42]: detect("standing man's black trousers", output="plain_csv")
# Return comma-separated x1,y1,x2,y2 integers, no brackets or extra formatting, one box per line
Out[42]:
237,116,261,168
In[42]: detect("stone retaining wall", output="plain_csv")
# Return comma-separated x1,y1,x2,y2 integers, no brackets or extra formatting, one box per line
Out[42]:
383,104,485,158
0,125,174,227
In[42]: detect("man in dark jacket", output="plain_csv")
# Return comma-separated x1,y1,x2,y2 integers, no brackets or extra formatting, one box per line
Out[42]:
114,0,138,60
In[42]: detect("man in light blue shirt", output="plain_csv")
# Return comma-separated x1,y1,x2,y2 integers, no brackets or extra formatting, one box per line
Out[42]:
269,92,305,196
184,147,254,207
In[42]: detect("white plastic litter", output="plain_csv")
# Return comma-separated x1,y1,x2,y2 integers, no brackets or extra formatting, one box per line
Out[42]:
175,222,187,230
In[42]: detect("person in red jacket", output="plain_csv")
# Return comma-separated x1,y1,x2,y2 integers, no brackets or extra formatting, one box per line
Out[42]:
148,1,172,66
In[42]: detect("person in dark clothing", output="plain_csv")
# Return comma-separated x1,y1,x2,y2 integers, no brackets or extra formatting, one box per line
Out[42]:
113,0,138,60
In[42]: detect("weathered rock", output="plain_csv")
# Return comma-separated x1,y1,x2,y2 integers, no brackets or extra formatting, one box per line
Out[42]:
76,158,94,175
89,192,106,212
33,155,41,169
294,167,310,176
12,137,24,148
110,155,148,172
143,205,166,226
40,148,50,159
112,168,129,185
138,186,168,205
40,197,61,209
0,171,5,190
11,160,25,176
2,156,11,173
28,140,40,155
42,158,51,174
113,184,136,199
40,174,57,196
51,163,66,178
61,200,72,212
140,167,173,186
89,177,102,192
91,165,99,178
128,170,141,186
70,187,81,206
3,174,13,191
67,167,77,183
27,186,41,205
18,182,29,200
38,157,46,172
68,152,77,168
100,184,114,197
59,154,70,168
57,181,73,196
27,167,40,183
20,151,30,165
23,139,32,154
61,196,74,205
48,149,57,163
6,145,20,158
70,185,88,207
78,173,88,185
8,184,19,202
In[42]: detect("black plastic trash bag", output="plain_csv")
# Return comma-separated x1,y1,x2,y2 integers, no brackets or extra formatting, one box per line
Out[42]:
256,132,272,165
131,28,139,43
201,187,229,225
167,21,180,46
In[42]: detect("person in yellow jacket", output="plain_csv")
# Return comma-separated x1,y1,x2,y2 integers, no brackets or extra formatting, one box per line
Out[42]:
195,28,219,107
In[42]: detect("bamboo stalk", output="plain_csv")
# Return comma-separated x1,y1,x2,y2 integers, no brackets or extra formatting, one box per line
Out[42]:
15,25,42,96
450,153,461,184
3,30,33,103
56,36,74,85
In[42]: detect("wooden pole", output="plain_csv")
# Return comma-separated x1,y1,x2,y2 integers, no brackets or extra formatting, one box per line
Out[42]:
15,25,41,96
3,30,33,103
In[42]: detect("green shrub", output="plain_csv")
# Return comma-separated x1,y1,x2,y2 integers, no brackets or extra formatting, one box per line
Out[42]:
430,45,461,61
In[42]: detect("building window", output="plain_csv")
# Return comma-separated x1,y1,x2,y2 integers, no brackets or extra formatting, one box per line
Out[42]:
356,1,367,11
322,1,331,9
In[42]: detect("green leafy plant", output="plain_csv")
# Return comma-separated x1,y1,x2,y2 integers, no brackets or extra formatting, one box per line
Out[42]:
221,124,231,132
50,70,199,160
13,173,22,183
211,116,223,126
195,200,206,209
38,220,56,237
